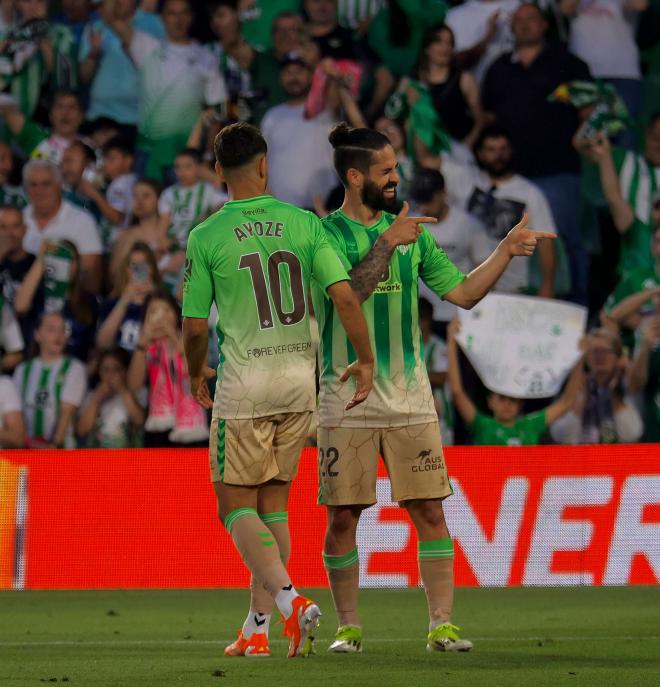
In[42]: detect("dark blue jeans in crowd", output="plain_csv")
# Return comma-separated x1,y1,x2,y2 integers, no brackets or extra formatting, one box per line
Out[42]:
532,173,589,306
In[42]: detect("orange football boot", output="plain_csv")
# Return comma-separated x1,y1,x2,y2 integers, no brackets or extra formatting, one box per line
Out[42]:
282,596,321,658
224,630,270,658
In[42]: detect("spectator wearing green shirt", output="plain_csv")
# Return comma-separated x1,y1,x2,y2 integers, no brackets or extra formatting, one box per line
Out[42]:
0,90,85,165
603,212,660,351
626,300,660,443
584,132,656,278
366,0,448,119
0,0,78,118
447,316,584,446
240,0,302,52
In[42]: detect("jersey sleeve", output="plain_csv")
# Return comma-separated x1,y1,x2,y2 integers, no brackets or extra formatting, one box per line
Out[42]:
158,187,174,215
182,228,214,318
74,211,103,254
310,216,350,292
129,31,160,68
61,360,87,407
202,49,228,105
418,228,466,298
0,302,24,353
0,376,21,414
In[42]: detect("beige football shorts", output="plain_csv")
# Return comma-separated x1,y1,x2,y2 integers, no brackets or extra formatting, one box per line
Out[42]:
209,412,313,485
317,422,452,506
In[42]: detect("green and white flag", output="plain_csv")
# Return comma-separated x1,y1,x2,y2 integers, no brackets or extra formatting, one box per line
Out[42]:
43,241,74,313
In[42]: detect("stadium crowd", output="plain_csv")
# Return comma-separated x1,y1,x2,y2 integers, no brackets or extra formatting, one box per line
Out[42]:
0,0,657,449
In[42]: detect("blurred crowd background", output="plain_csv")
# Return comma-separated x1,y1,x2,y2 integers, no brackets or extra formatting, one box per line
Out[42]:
0,0,657,450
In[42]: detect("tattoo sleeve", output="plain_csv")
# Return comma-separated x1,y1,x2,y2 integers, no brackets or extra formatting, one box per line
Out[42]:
348,235,395,303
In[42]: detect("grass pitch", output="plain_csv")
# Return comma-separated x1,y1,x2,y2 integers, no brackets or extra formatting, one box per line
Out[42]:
1,587,659,687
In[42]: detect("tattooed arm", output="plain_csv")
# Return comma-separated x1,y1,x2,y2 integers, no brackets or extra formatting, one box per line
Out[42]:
349,202,437,302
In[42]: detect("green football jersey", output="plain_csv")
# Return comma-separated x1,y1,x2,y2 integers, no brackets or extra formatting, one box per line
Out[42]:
311,209,465,428
605,265,660,311
182,195,349,419
468,410,548,446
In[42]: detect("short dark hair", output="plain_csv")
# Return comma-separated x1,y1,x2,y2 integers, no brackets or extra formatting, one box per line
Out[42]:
648,111,660,129
103,136,134,158
68,140,97,167
419,297,434,322
474,124,512,153
160,0,193,13
410,168,445,204
210,0,238,16
51,89,82,109
214,122,267,169
0,203,23,218
328,122,390,185
97,346,130,372
175,147,203,164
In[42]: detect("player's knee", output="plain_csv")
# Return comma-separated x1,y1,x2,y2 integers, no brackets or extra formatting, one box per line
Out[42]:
408,499,446,531
327,507,359,538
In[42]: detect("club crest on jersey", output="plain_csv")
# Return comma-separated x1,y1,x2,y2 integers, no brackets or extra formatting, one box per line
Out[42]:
397,245,410,255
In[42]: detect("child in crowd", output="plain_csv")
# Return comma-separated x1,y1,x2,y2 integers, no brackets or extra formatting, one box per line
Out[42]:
110,179,163,279
127,290,208,448
419,297,454,445
93,136,137,248
13,312,86,448
157,148,227,290
97,242,161,354
15,239,97,362
447,317,584,445
77,347,145,448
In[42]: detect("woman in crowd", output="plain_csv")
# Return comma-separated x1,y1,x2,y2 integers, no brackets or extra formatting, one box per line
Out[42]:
97,242,161,354
415,24,483,151
397,23,483,167
14,239,98,362
127,290,208,448
110,179,164,280
77,347,146,448
13,312,87,448
550,328,644,444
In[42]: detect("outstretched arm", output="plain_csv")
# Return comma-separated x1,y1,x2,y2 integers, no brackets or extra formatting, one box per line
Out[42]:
446,317,477,425
589,134,634,233
626,317,660,393
609,286,660,324
545,355,586,425
349,201,437,302
444,213,555,309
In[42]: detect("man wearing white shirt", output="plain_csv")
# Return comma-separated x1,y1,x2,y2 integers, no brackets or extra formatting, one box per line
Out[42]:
446,0,521,83
108,0,228,182
441,125,556,296
260,54,339,210
564,0,644,133
410,168,491,326
22,160,103,293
